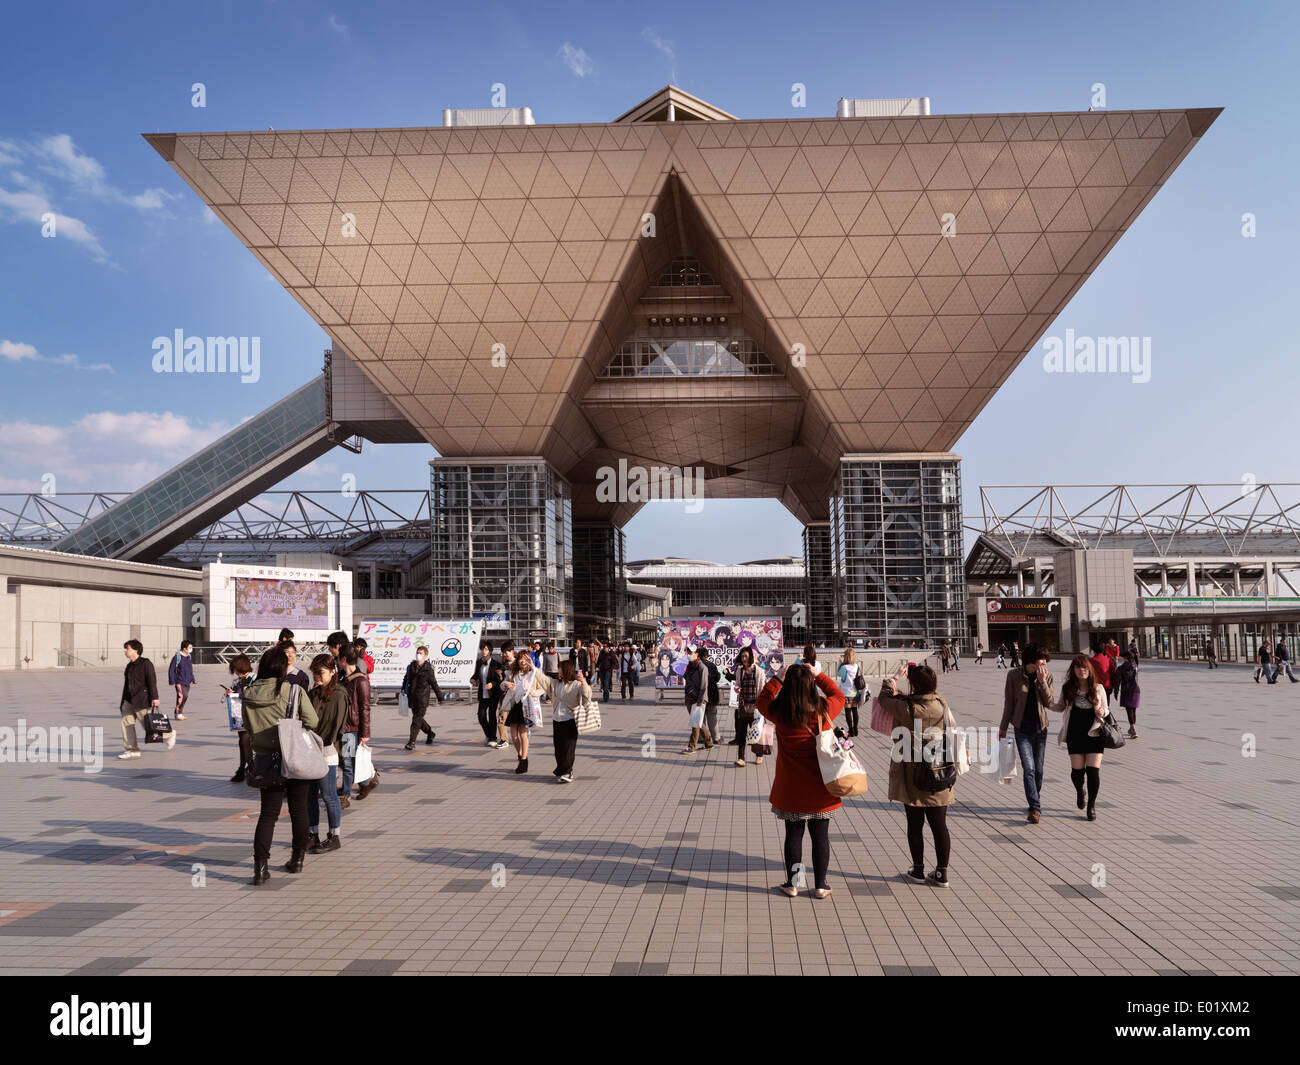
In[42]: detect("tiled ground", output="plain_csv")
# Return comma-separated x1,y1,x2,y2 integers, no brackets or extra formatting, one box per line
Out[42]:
0,660,1296,975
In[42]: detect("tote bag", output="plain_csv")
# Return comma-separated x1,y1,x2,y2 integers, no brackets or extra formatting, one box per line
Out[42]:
574,693,601,734
813,713,868,797
353,741,375,785
278,686,328,781
869,695,894,735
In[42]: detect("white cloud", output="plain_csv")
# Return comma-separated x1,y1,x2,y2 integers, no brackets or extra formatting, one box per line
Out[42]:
0,412,231,492
0,184,109,262
642,27,675,62
34,134,174,210
0,338,113,373
558,42,595,77
327,14,349,37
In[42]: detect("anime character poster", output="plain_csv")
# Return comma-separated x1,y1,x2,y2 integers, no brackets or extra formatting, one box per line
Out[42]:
654,618,784,689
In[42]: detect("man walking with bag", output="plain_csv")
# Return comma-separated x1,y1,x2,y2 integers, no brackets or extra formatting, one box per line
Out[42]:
998,643,1054,824
682,646,713,752
118,639,173,758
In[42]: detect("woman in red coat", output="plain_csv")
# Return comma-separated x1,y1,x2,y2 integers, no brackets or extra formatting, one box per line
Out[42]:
756,662,847,899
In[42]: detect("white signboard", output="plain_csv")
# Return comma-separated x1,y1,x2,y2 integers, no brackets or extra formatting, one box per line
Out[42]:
357,618,483,688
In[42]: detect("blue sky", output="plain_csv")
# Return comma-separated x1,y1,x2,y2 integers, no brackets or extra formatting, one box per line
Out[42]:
1,0,1296,561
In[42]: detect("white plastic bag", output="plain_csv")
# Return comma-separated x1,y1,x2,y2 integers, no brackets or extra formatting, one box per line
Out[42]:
353,742,375,785
995,736,1018,782
728,684,739,708
688,703,706,728
397,691,409,717
952,727,972,776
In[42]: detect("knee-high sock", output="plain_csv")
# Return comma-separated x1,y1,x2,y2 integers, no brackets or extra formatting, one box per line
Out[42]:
1070,767,1086,795
1085,766,1100,806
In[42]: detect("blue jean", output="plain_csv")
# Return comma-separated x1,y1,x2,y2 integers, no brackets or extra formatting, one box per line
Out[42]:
309,764,342,832
1014,728,1048,812
341,731,358,795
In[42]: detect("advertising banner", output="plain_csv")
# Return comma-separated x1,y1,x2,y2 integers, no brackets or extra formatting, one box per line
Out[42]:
986,597,1061,624
357,618,483,688
234,577,330,631
654,617,784,689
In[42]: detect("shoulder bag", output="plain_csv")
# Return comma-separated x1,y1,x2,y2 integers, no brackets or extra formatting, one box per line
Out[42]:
278,685,329,780
912,699,957,793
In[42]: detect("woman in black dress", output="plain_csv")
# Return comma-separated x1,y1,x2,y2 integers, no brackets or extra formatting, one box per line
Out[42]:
1052,654,1108,821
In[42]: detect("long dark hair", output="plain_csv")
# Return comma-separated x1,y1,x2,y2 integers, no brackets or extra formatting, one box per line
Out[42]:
310,653,339,701
1061,654,1100,712
256,646,289,694
768,663,821,729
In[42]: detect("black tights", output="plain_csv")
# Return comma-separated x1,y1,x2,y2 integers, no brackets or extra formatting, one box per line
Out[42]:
783,819,830,890
1071,766,1101,808
905,805,950,873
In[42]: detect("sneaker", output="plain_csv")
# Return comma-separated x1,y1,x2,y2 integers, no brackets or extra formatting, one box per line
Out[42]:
926,869,951,889
1127,727,1137,738
559,774,573,783
117,750,141,760
403,742,415,751
1027,809,1040,824
174,713,187,720
902,868,927,884
425,732,436,744
318,833,341,853
165,732,177,749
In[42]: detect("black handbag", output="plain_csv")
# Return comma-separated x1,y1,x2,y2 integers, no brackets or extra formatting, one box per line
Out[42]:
245,751,284,789
141,711,171,740
912,699,957,792
1096,713,1127,750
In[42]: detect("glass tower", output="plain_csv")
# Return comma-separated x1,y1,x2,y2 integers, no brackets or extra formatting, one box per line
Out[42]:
430,459,572,641
831,456,964,645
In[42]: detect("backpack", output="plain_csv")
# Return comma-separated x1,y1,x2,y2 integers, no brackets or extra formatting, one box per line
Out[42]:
853,670,866,693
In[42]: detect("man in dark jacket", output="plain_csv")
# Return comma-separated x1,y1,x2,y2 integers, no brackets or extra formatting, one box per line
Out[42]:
1275,639,1297,682
473,641,506,748
597,644,618,702
569,638,589,677
998,643,1055,824
119,639,170,758
1256,642,1274,683
699,647,723,745
402,645,443,749
682,647,713,752
341,649,376,802
167,641,196,720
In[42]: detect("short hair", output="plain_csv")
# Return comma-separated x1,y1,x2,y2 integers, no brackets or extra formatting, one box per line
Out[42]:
907,662,938,696
228,654,252,675
545,641,555,650
278,639,296,651
416,645,429,655
1021,643,1046,666
353,637,368,650
278,628,294,642
179,640,193,652
697,646,709,661
501,641,515,655
559,660,577,684
124,639,143,654
327,630,348,649
480,640,493,652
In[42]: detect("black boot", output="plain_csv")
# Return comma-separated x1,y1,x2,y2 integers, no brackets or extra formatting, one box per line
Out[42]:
425,730,436,744
252,859,270,886
515,757,528,774
282,850,305,874
307,833,323,854
231,766,246,783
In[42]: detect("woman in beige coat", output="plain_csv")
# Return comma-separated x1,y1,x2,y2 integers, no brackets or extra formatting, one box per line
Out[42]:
877,662,956,889
531,660,591,783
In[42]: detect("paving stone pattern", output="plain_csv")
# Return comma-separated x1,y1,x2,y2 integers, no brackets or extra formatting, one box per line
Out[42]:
0,662,1296,975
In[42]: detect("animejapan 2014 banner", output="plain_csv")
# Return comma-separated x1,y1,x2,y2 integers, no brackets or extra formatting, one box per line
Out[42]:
654,617,784,690
357,618,483,689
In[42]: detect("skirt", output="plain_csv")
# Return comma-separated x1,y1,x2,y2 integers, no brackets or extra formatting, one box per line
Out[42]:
1066,709,1106,755
505,704,527,727
771,805,831,821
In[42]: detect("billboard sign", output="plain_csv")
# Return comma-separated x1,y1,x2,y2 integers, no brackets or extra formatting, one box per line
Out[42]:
234,577,331,631
986,597,1061,624
654,617,784,689
356,618,483,688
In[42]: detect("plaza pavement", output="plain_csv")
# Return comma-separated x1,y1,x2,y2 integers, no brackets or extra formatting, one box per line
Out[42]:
0,658,1296,976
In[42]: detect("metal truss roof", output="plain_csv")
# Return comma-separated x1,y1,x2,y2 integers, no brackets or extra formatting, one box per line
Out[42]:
969,484,1300,564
